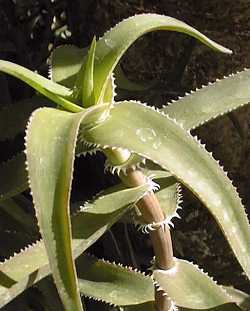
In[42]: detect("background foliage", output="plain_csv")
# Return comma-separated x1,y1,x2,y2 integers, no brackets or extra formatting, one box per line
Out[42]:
0,0,250,309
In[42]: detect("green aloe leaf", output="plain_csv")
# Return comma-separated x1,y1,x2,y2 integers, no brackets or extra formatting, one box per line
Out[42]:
26,107,86,311
0,183,149,308
93,14,231,104
0,96,50,141
81,100,250,279
78,255,154,306
0,60,82,112
153,258,234,309
75,37,96,107
0,152,28,202
163,69,250,131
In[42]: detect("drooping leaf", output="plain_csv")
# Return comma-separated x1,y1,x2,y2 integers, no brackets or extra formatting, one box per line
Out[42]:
0,183,149,308
163,69,250,131
78,254,154,306
81,100,250,279
0,153,28,202
153,258,234,309
0,96,50,141
0,60,82,112
93,14,231,104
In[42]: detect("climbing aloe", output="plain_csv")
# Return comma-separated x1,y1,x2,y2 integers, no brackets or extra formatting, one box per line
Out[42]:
0,13,250,311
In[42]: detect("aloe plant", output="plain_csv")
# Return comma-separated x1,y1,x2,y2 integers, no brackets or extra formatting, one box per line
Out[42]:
0,13,250,311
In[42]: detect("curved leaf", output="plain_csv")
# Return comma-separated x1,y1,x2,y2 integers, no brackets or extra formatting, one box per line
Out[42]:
81,101,250,279
78,255,154,306
93,14,231,103
0,153,28,202
0,183,149,308
0,60,82,112
153,258,234,309
163,69,250,131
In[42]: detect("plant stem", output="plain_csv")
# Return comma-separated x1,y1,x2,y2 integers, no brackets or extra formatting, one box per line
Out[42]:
120,168,174,310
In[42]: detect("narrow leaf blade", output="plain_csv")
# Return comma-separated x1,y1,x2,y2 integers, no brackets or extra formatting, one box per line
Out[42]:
77,37,96,107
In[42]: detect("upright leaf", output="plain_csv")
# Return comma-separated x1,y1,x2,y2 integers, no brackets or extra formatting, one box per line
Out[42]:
75,37,96,107
81,101,250,279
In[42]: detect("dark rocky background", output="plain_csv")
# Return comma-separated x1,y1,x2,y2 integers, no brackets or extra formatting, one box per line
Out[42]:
0,0,250,309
